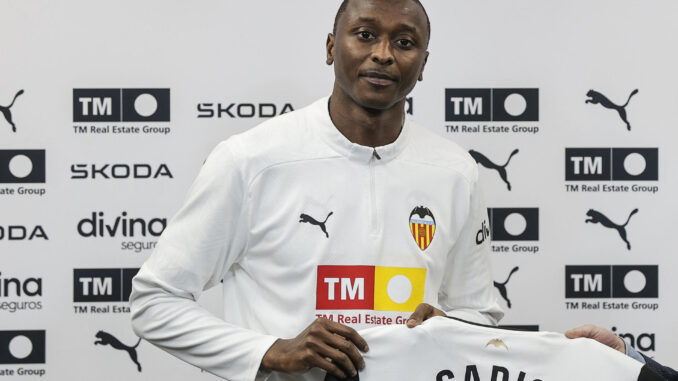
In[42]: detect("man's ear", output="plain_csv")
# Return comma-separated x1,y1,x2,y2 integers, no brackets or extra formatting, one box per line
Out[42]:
326,33,335,65
418,51,429,81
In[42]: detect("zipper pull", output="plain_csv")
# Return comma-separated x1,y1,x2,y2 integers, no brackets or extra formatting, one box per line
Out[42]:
372,148,381,160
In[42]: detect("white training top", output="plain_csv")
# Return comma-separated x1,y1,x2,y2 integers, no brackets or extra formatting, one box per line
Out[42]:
325,317,663,381
130,97,503,381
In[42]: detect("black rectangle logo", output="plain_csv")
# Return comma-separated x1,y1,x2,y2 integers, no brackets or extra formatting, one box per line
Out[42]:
611,148,658,181
73,89,120,122
121,89,170,122
0,150,46,184
73,268,139,302
73,88,170,122
445,89,491,121
488,208,539,241
122,268,139,300
565,265,611,298
491,88,539,122
0,330,45,364
612,265,658,298
445,88,538,122
565,265,658,298
565,148,611,180
565,148,658,181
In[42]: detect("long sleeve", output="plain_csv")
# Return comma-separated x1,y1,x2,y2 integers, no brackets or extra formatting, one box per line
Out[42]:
641,353,678,381
129,140,278,381
437,177,504,325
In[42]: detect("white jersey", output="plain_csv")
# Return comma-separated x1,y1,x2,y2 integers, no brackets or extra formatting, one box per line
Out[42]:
325,317,663,381
130,97,503,381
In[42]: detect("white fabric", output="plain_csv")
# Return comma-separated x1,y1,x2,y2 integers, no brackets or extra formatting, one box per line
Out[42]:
348,316,647,381
129,97,503,381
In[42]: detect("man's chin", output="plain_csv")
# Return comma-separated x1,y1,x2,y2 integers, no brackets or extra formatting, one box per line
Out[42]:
353,94,401,111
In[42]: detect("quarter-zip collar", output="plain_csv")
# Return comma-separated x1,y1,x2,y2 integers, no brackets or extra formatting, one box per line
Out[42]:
312,96,410,164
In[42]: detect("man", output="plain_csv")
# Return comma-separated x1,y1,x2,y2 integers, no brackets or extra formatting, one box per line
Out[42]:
567,325,677,381
130,1,503,380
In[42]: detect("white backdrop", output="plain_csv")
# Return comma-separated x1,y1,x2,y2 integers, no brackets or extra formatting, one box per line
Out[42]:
1,0,676,379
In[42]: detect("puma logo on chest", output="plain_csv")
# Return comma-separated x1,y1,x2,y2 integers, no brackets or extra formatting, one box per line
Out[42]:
299,212,333,238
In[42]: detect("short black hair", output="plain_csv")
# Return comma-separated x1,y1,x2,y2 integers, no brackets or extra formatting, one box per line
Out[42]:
333,0,431,44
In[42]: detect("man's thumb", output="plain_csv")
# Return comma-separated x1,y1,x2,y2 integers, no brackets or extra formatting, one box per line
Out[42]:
406,304,432,328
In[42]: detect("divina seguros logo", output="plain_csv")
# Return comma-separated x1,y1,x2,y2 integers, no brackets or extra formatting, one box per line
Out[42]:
611,326,655,353
77,212,166,252
445,88,539,135
73,88,171,135
0,272,42,313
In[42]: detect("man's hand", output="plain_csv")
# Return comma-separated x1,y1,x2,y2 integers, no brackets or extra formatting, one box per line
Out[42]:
261,317,368,379
406,303,446,328
565,324,626,354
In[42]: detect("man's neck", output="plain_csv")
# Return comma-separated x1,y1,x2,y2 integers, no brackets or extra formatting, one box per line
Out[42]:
328,86,405,148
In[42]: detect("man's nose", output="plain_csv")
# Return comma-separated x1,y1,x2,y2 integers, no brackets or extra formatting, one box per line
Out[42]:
371,39,394,65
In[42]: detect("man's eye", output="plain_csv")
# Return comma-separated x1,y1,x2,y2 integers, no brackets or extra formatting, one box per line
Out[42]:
397,39,414,48
358,31,373,39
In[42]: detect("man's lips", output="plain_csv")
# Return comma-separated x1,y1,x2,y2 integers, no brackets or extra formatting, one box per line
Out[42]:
360,71,397,86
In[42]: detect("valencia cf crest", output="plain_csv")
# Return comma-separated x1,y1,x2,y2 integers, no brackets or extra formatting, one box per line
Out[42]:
409,206,436,251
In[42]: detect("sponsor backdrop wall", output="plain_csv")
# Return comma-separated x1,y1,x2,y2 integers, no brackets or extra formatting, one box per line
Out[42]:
1,0,676,379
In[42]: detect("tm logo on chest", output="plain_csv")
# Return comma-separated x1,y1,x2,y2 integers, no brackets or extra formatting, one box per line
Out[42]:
316,265,426,312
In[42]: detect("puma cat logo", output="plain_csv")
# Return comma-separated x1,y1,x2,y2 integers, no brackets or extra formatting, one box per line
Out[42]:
469,149,519,191
485,338,509,351
94,330,142,372
0,89,24,133
494,266,519,308
299,212,333,238
585,89,638,131
586,208,638,250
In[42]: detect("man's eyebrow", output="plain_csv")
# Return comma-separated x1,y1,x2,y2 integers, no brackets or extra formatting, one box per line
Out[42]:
397,23,418,34
352,17,419,34
355,16,378,24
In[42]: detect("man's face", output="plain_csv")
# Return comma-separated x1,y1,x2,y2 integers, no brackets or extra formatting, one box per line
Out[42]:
328,0,429,110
